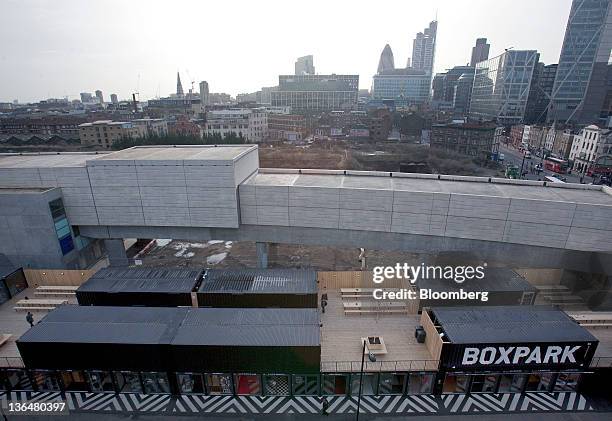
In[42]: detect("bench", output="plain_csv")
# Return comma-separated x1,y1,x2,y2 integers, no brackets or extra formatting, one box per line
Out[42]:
581,323,612,329
14,299,67,312
14,306,56,311
36,286,78,294
34,291,76,297
344,308,408,315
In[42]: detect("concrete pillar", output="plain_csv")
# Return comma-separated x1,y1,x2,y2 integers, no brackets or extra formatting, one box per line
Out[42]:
256,242,269,269
105,239,129,267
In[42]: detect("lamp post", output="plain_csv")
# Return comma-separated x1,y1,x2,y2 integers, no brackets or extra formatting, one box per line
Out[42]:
356,339,376,421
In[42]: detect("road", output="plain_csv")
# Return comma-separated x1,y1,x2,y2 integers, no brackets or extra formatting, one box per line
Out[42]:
498,143,593,184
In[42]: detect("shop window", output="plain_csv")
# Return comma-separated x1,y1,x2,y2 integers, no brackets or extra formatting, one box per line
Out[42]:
5,370,33,391
142,372,170,394
379,373,406,395
470,374,498,393
60,370,88,391
498,374,527,393
263,374,290,396
234,373,261,396
205,374,233,395
32,370,61,392
442,374,469,394
526,373,554,392
114,371,143,393
407,373,436,394
554,373,580,391
177,373,205,394
350,373,378,396
292,375,319,395
86,371,114,392
322,374,348,395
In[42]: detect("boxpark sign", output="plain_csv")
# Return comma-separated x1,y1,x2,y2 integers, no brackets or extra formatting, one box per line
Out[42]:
442,342,598,371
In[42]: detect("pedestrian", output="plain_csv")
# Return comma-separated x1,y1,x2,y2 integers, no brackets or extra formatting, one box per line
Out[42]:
321,396,329,416
26,311,34,327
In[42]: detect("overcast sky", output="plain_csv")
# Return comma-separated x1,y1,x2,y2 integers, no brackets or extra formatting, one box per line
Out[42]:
0,0,573,103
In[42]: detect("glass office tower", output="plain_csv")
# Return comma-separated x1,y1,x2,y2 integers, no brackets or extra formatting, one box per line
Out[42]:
549,0,612,125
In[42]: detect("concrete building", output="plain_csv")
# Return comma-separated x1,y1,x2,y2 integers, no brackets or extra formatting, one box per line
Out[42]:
509,125,525,148
377,44,395,74
78,120,144,148
199,81,209,108
256,86,278,105
470,50,540,124
110,94,118,105
558,129,577,160
168,116,202,137
271,75,359,111
131,118,169,137
294,55,315,75
204,108,267,142
431,121,498,159
95,90,104,104
549,0,612,125
570,125,612,175
470,38,490,67
0,116,86,139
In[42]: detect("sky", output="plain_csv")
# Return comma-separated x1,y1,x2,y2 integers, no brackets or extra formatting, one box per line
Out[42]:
0,0,573,103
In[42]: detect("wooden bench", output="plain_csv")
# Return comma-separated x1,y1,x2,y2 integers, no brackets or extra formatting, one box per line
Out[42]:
14,306,56,312
36,286,78,294
344,308,408,315
34,291,76,297
14,298,67,312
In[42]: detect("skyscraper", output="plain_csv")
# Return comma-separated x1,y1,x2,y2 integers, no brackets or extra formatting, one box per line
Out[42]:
295,55,315,75
176,72,184,97
411,21,437,74
549,0,612,125
470,38,490,67
95,90,104,104
377,44,395,74
110,94,118,105
199,81,209,107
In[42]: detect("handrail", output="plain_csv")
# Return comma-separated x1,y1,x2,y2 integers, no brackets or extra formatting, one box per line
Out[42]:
321,360,439,373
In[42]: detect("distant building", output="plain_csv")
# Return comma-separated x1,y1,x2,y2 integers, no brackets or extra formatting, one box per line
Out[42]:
371,68,431,106
78,120,144,148
236,92,258,103
256,86,278,105
110,94,118,105
271,75,359,111
168,116,202,137
208,93,233,105
469,50,540,125
199,81,209,107
524,63,558,124
131,118,169,137
431,121,498,159
570,125,612,174
509,125,525,148
80,92,93,103
95,90,104,104
432,66,475,112
470,38,490,67
204,108,267,142
0,116,86,138
549,0,612,125
295,55,315,75
411,20,437,75
268,113,307,141
453,72,475,116
377,44,395,74
557,129,576,159
176,72,184,97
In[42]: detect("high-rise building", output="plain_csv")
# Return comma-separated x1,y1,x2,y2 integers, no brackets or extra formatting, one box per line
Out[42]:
199,81,209,107
295,55,315,75
524,63,558,124
470,38,490,67
411,21,437,74
95,90,104,104
453,72,475,115
110,94,118,105
80,92,93,103
177,72,184,97
377,44,395,74
469,50,540,125
371,68,431,106
549,0,612,125
271,75,358,111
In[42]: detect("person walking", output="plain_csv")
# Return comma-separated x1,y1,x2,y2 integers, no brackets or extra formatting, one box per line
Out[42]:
321,396,329,416
26,311,34,327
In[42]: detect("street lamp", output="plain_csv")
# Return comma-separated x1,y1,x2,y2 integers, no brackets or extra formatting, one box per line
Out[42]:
356,339,376,421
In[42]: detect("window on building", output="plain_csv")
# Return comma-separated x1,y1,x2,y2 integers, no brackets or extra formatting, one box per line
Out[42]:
5,370,33,391
60,370,89,391
263,374,290,396
86,371,114,392
205,373,233,395
554,373,580,391
407,373,435,394
322,374,348,395
32,370,61,392
177,373,205,394
234,373,261,395
48,198,74,255
292,375,319,395
442,374,469,394
379,373,406,395
525,372,554,392
114,371,143,393
142,372,170,394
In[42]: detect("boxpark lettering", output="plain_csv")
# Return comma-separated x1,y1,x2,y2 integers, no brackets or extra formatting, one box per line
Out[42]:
461,345,582,366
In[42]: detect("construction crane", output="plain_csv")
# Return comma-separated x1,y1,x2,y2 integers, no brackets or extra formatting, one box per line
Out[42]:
132,74,140,113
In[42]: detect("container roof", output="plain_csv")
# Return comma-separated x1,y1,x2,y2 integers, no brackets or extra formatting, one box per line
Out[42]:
431,306,598,344
416,268,537,292
17,305,320,347
0,254,19,280
199,269,317,294
78,267,202,294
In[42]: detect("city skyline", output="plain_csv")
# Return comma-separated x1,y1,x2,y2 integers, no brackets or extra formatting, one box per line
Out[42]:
1,0,573,103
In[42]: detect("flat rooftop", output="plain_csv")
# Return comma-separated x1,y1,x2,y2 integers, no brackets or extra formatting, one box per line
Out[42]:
17,305,320,347
0,152,106,168
431,306,599,344
246,171,612,205
199,269,317,294
90,145,256,165
78,267,202,294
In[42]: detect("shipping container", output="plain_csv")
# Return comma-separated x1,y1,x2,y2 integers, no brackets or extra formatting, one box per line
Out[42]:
76,267,203,307
197,269,317,308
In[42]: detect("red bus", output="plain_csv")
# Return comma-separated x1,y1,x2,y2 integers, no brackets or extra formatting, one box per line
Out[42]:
544,157,568,174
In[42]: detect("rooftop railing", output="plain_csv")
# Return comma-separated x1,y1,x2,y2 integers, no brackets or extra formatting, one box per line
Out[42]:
321,359,439,373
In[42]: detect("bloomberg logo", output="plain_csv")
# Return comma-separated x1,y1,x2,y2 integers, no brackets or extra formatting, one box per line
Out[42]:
461,345,583,366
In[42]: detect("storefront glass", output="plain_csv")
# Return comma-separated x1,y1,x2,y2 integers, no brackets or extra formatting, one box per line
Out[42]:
86,371,114,392
142,372,170,394
5,370,33,391
498,374,527,393
205,373,233,395
379,373,406,395
322,374,348,395
553,373,580,391
407,373,435,394
442,374,469,394
263,374,290,396
32,370,61,392
114,371,143,393
60,370,88,391
470,374,498,393
526,373,555,392
350,373,378,395
177,373,205,394
234,373,261,395
292,375,319,395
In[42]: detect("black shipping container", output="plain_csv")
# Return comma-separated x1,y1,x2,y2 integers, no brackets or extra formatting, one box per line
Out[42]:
17,305,321,374
76,267,202,307
197,269,317,308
